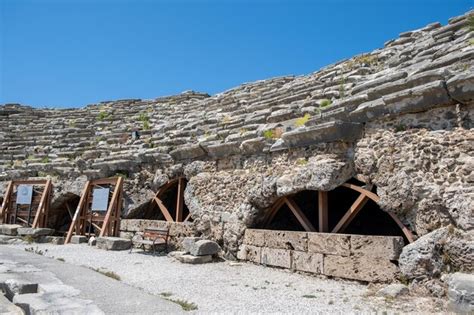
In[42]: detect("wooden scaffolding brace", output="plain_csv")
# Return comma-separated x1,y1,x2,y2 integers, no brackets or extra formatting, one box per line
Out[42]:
0,179,52,228
262,181,414,243
151,177,191,223
65,177,123,244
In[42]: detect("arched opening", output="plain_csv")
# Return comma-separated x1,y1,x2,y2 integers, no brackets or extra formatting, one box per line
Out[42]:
141,177,191,222
260,179,414,243
49,193,80,235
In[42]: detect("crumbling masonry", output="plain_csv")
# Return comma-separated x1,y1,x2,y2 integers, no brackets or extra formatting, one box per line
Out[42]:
1,10,473,289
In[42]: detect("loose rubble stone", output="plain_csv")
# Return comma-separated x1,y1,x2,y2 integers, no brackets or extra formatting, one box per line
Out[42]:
189,240,220,256
377,284,409,298
445,272,474,313
16,228,54,237
96,237,131,251
70,235,88,244
174,253,213,264
0,224,23,236
182,237,202,253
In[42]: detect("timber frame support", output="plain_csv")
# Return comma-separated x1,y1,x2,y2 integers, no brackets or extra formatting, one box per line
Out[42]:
152,177,190,223
263,181,414,243
65,177,123,244
0,179,52,228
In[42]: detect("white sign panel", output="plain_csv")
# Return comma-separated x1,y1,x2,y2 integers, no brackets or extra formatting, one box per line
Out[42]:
91,188,110,211
16,185,33,205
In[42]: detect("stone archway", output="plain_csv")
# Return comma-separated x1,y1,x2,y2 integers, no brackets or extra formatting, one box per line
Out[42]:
261,179,414,243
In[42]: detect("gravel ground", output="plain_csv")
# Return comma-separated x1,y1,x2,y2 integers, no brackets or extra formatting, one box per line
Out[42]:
7,243,446,314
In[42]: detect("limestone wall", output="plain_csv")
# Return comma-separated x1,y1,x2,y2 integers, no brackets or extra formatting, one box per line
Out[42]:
1,10,473,290
238,229,404,282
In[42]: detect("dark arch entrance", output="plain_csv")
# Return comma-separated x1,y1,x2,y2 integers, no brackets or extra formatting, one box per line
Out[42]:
261,179,414,243
142,177,191,222
48,192,80,234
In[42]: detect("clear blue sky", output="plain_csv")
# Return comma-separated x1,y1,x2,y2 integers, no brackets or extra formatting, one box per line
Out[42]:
0,0,472,108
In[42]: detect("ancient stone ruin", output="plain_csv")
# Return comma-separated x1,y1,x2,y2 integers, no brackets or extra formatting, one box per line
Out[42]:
1,9,473,297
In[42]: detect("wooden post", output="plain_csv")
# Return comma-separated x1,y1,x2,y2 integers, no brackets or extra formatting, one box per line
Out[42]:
100,177,123,237
332,193,368,233
318,191,328,232
32,179,51,228
284,197,316,232
0,181,13,223
175,177,184,222
65,181,90,244
154,198,174,222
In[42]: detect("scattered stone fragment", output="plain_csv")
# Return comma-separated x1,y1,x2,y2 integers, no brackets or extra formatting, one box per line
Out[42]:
70,235,88,244
96,237,132,251
377,284,409,298
16,228,54,237
189,240,220,256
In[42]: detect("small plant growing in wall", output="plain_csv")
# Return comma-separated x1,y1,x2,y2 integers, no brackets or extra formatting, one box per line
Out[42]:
320,99,332,108
221,115,231,125
294,113,311,127
97,111,109,121
139,113,151,130
263,129,275,139
295,158,308,166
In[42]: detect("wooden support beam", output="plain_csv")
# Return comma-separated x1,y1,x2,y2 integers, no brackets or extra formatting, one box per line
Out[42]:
263,198,285,227
341,183,379,202
386,211,415,243
183,212,192,223
100,177,123,237
65,181,91,244
284,197,316,232
175,178,184,222
154,197,174,222
331,193,368,233
0,181,13,223
32,179,51,228
318,191,328,232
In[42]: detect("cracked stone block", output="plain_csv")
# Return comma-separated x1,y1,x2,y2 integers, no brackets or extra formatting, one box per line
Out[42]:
175,254,212,264
324,255,399,282
447,71,474,104
237,245,261,263
281,121,363,147
446,272,474,313
308,233,350,256
243,229,265,247
70,235,88,244
96,237,131,251
189,240,220,256
292,251,323,274
0,294,23,315
261,247,291,269
182,237,202,254
17,228,54,237
350,235,404,260
4,279,38,300
13,292,103,315
37,236,65,245
170,144,206,160
264,230,308,251
0,224,23,236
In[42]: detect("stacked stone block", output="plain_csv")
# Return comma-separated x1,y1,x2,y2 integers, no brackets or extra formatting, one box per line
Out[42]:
238,229,404,282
